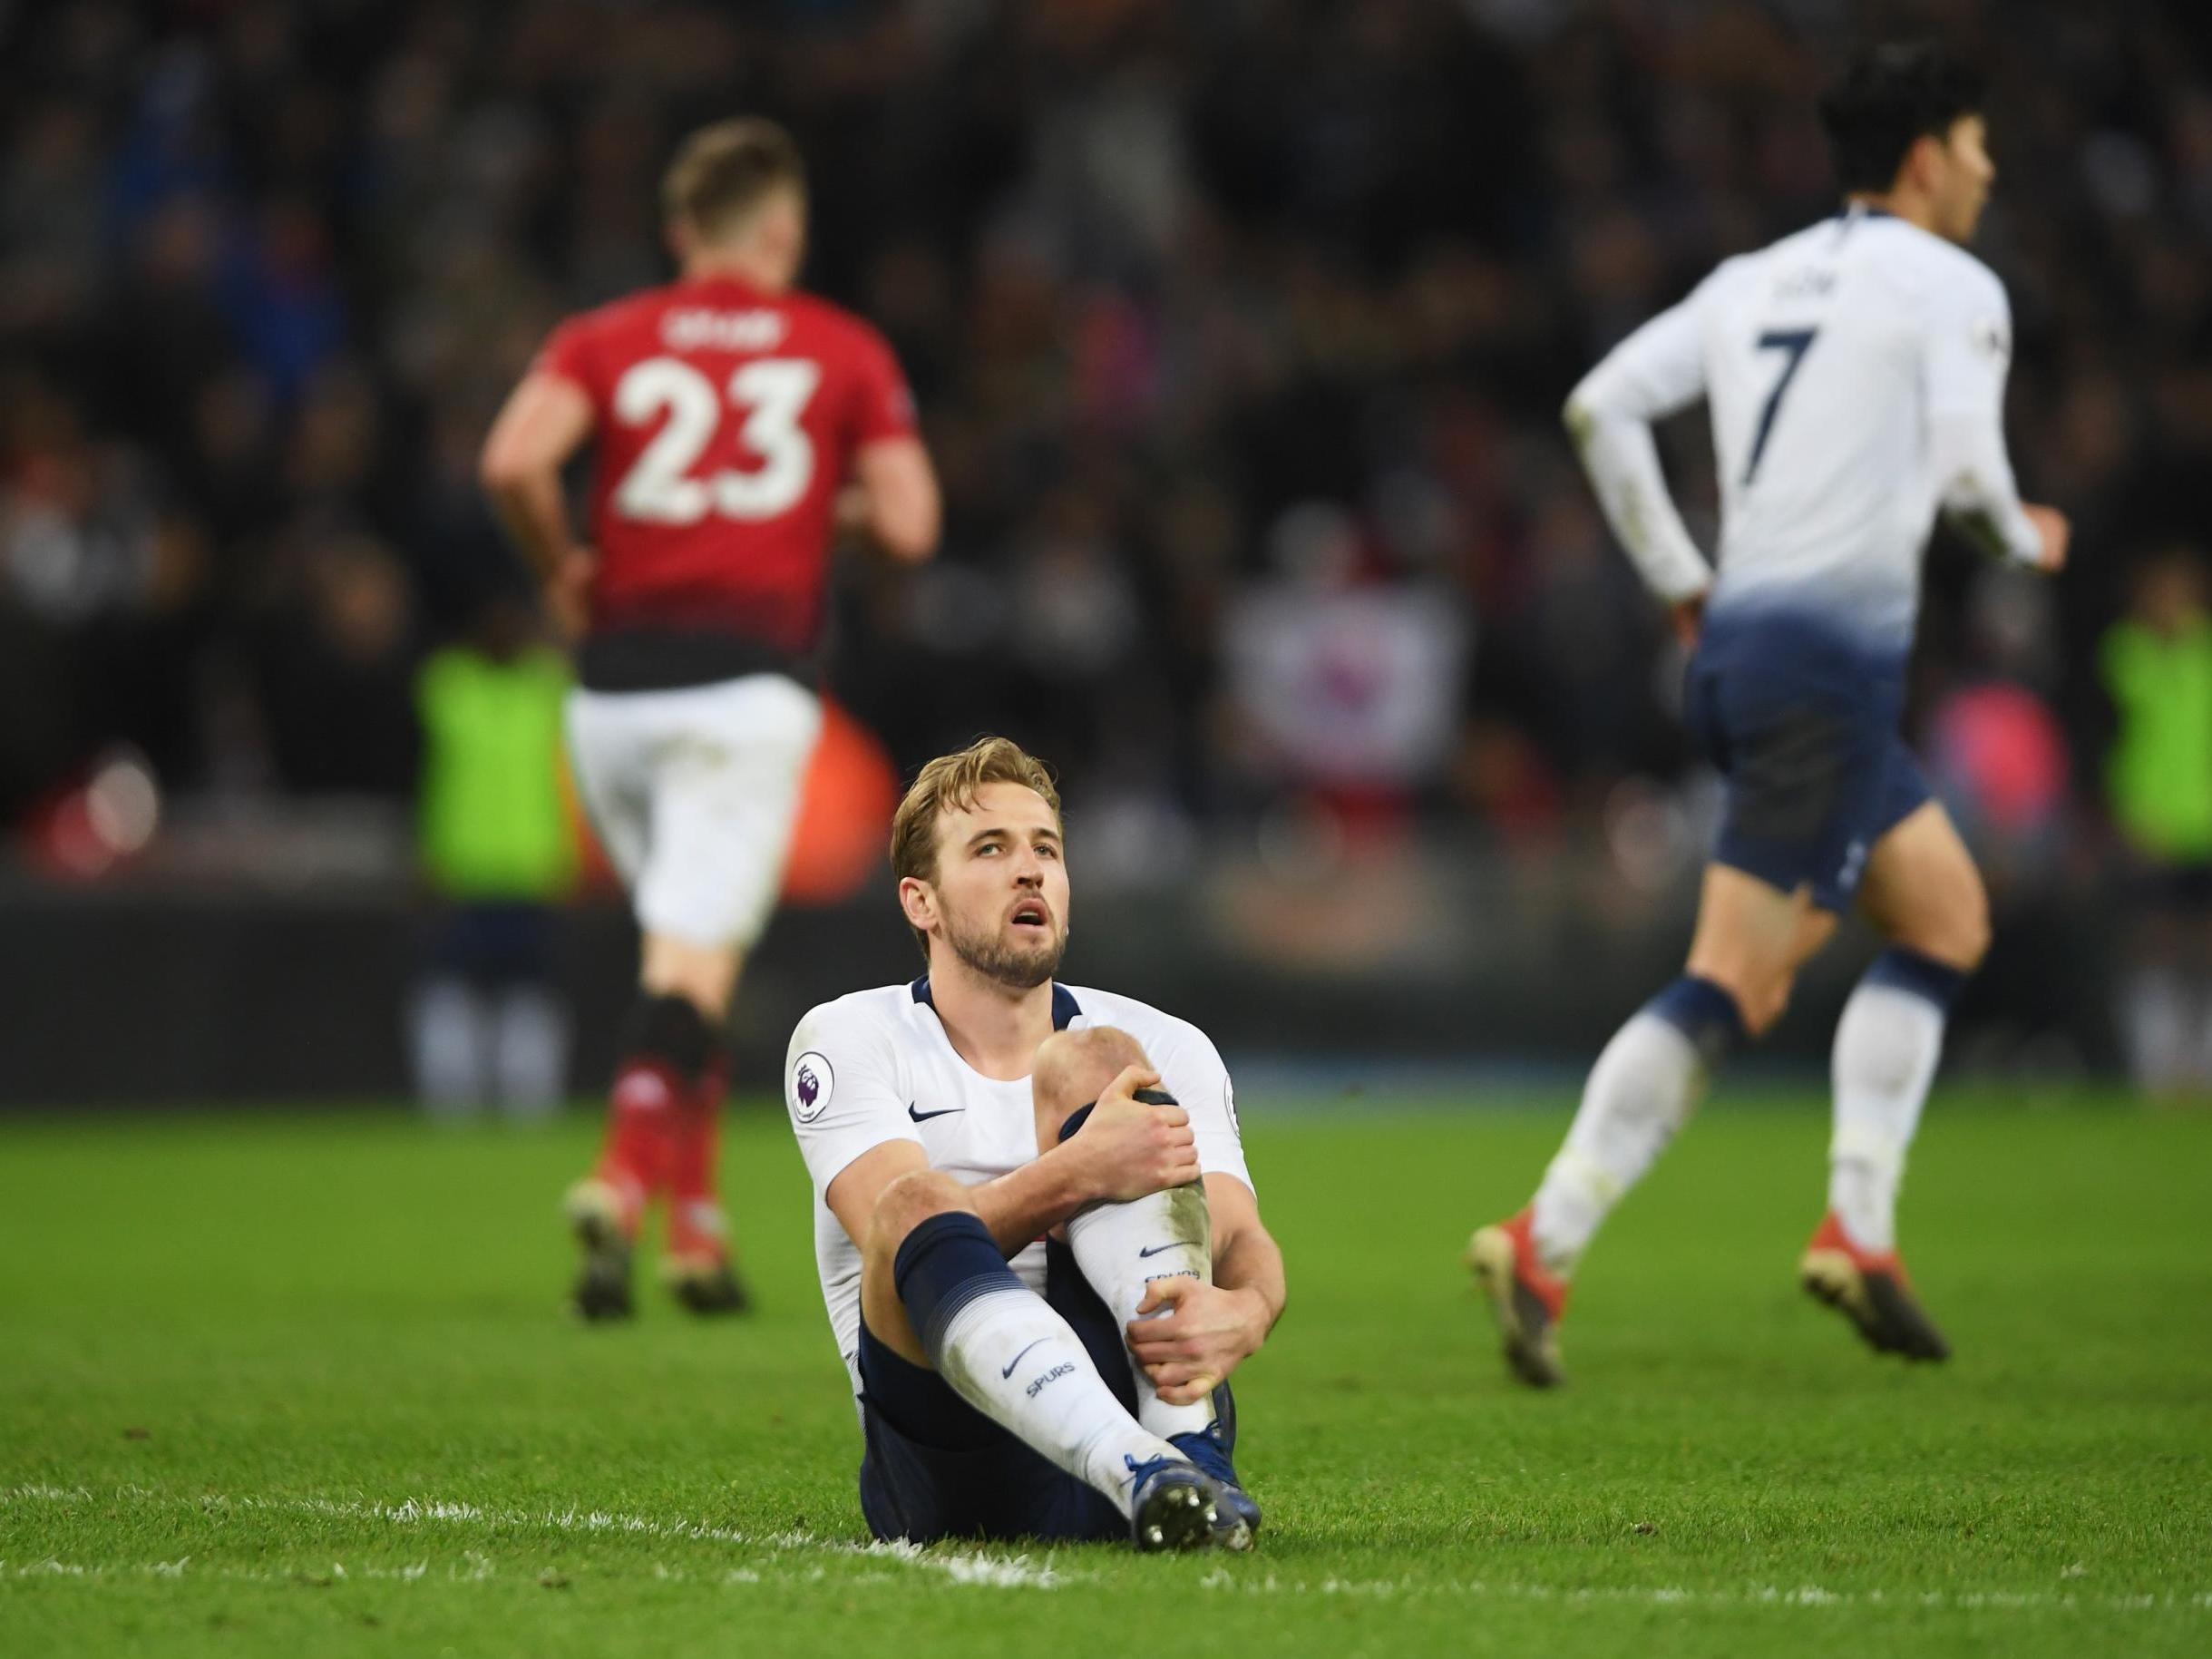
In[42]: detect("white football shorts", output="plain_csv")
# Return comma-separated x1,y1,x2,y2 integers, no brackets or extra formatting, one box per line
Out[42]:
564,673,823,950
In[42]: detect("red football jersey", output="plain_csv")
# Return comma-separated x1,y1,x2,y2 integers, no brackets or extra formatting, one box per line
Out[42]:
535,273,917,656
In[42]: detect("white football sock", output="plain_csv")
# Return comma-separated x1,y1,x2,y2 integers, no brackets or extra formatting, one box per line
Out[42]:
409,977,486,1117
2193,973,2212,1090
1067,1183,1216,1439
493,986,570,1120
1531,1011,1706,1274
931,1284,1181,1518
1828,980,1947,1254
2119,966,2194,1096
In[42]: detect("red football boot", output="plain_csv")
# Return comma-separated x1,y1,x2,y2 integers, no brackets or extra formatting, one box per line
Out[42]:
1800,1213,1951,1361
1467,1208,1571,1388
562,1060,681,1322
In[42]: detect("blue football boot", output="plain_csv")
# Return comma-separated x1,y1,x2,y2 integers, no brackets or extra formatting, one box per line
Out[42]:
1125,1456,1233,1552
1170,1423,1261,1546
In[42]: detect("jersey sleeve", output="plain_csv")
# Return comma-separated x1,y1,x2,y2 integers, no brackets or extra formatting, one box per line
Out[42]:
843,322,920,448
1572,290,1710,421
1921,265,2041,565
1151,1021,1254,1195
1922,260,2013,421
1563,287,1715,603
784,1001,921,1199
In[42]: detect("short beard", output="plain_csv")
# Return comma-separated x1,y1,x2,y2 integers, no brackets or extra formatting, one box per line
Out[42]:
942,912,1066,991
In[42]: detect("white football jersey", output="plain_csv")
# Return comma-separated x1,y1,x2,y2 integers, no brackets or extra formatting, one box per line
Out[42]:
783,979,1254,1400
1569,205,2037,651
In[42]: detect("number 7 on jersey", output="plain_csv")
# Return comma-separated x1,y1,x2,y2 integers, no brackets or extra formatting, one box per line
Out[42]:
1742,327,1818,486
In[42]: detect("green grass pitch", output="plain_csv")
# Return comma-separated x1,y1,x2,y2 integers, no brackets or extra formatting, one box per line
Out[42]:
4,1091,2209,1656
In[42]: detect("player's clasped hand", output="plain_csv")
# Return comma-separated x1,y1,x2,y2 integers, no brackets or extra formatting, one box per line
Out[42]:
1127,1278,1270,1405
1065,1065,1200,1203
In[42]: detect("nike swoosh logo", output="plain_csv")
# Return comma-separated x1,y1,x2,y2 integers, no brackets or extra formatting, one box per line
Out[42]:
908,1102,962,1123
1136,1243,1184,1258
1001,1338,1048,1380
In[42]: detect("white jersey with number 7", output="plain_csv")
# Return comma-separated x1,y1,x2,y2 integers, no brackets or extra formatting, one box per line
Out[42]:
1565,203,2043,656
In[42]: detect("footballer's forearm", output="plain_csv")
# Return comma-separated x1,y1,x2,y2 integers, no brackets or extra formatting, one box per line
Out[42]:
970,1148,1090,1258
1564,394,1712,606
1931,411,2042,566
849,437,940,563
1212,1217,1287,1339
480,370,594,579
484,469,577,582
1557,295,1711,606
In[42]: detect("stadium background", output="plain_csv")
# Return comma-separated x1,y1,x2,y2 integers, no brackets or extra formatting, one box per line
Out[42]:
4,0,2209,1102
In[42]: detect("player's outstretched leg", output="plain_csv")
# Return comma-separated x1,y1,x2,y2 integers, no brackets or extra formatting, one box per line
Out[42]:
566,991,719,1321
1474,864,1834,1385
1036,1029,1260,1540
632,700,819,1314
1470,975,1747,1386
866,1172,1243,1551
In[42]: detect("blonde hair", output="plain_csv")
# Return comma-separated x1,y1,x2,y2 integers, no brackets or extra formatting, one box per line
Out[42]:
890,737,1062,960
661,118,805,244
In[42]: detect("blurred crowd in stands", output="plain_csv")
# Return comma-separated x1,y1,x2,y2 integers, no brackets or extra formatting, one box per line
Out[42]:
4,0,2209,978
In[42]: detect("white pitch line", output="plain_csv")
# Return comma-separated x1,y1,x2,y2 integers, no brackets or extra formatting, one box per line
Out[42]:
5,1485,2208,1615
1,1554,1083,1593
0,1484,1069,1590
1188,1569,2212,1615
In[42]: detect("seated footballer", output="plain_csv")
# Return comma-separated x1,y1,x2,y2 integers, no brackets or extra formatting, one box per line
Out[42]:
783,737,1285,1551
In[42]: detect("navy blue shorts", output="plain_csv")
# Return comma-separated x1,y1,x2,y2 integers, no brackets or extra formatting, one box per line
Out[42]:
855,1239,1237,1546
424,903,556,988
1684,610,1930,912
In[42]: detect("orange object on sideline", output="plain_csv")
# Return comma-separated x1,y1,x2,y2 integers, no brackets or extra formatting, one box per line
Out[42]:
780,699,901,905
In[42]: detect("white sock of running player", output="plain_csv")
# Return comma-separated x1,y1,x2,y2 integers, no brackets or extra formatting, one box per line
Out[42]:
894,1212,1179,1517
1530,977,1744,1275
410,976,487,1117
1828,949,1966,1254
2194,973,2212,1090
1066,1181,1216,1441
2119,965,2194,1094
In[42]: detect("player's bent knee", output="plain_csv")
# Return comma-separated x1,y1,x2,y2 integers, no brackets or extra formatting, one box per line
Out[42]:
864,1169,976,1264
1954,884,1994,969
1950,908,1993,972
1033,1027,1150,1110
1888,893,1992,973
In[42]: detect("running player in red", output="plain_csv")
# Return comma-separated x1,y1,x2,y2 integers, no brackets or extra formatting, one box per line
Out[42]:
480,118,940,1320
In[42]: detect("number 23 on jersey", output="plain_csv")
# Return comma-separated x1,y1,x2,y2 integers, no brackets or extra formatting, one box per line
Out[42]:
612,356,821,525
